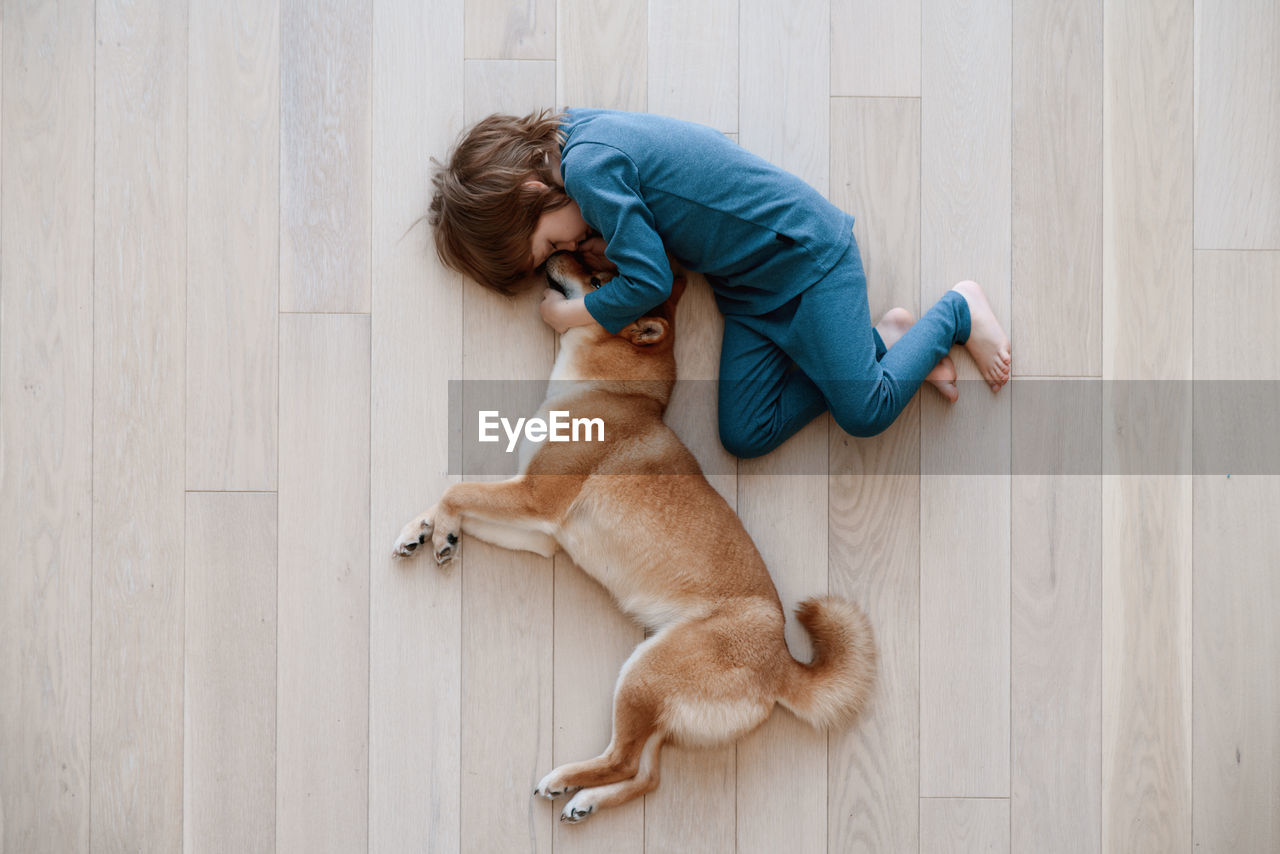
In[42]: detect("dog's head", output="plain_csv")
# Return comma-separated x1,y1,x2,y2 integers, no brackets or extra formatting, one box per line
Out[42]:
544,250,684,349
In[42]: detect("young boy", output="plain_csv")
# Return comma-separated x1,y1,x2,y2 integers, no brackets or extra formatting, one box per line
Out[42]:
430,108,1011,459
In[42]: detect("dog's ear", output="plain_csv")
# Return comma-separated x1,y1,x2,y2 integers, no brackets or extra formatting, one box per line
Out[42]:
624,317,669,347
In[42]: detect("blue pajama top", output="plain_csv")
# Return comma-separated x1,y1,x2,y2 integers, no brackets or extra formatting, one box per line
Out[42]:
559,108,856,334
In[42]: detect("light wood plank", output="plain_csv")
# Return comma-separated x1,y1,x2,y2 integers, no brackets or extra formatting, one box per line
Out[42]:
464,0,554,60
647,0,738,133
920,798,1011,853
1101,0,1194,850
828,96,921,853
1012,0,1102,376
736,4,831,851
1192,250,1280,851
558,0,647,110
0,2,94,850
460,63,558,854
280,0,371,313
186,0,279,490
740,0,830,199
369,0,464,852
1010,3,1104,841
920,0,1012,799
183,492,276,854
831,0,921,97
1192,474,1280,850
463,59,556,119
1192,251,1280,380
91,0,187,848
1010,472,1101,853
277,314,370,854
1194,0,1280,249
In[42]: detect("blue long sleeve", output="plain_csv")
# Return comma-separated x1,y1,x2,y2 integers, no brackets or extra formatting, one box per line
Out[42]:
563,143,673,334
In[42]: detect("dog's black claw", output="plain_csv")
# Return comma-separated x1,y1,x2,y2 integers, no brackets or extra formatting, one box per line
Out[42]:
417,533,426,544
447,532,458,545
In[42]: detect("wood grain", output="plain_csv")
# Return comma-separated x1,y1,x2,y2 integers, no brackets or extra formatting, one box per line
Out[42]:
1191,250,1280,851
828,96,921,853
647,0,738,132
91,0,187,848
1010,471,1101,853
0,1,94,850
740,0,830,199
1012,0,1102,376
831,0,921,97
1194,0,1280,249
1009,3,1104,842
277,315,370,854
920,798,1011,853
1101,0,1194,849
183,492,276,854
920,0,1012,800
280,0,371,313
557,0,647,110
464,0,555,60
186,0,279,490
369,0,465,851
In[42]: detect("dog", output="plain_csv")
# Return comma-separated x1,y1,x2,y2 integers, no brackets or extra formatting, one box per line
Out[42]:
393,251,876,823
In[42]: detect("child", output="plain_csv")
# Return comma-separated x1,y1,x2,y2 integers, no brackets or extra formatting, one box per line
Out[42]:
429,108,1011,459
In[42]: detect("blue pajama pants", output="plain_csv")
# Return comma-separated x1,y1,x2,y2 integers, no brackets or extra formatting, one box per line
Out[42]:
717,238,971,459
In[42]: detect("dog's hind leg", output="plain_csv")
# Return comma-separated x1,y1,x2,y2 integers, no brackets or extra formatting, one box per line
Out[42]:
558,731,664,823
533,634,666,810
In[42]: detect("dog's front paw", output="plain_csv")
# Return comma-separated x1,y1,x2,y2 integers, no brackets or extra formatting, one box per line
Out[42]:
534,770,581,801
392,514,434,558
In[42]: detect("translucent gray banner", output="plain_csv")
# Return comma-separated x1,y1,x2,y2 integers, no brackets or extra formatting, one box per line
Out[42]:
447,380,1280,476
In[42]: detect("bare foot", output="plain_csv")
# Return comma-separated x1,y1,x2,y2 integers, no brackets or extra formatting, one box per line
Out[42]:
949,281,1011,392
874,307,959,402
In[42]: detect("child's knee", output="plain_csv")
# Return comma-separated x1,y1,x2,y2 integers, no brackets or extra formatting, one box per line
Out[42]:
830,402,889,439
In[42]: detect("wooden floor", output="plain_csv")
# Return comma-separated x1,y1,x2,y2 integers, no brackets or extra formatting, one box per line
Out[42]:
2,1,1278,852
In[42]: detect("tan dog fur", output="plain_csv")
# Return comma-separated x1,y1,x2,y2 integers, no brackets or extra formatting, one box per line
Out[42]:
393,252,876,824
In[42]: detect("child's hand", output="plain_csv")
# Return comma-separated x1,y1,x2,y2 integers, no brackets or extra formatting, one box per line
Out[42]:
539,291,594,334
578,236,616,273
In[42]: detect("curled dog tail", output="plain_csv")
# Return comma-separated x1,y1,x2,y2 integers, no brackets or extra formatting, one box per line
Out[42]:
778,596,877,730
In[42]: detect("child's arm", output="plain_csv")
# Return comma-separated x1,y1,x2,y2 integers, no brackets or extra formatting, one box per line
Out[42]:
539,291,594,334
563,143,673,334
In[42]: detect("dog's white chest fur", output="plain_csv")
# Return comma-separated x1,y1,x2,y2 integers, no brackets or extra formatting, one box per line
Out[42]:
516,328,593,473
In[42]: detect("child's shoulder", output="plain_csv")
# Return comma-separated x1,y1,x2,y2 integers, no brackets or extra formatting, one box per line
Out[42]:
561,109,733,162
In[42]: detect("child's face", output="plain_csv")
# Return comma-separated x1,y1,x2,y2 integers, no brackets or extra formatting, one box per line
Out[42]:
529,199,591,272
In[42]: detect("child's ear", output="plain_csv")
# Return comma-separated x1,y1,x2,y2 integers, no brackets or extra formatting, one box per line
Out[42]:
624,318,669,347
523,179,549,191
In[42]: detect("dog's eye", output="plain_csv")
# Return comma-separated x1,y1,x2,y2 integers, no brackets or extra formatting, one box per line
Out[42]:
589,276,601,288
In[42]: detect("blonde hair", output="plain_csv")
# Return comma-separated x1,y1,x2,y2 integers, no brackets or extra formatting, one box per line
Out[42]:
429,109,570,294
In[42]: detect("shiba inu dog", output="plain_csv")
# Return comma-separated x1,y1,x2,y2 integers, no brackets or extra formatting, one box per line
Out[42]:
393,251,876,824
